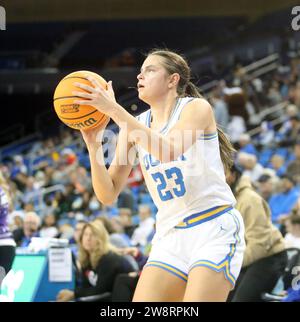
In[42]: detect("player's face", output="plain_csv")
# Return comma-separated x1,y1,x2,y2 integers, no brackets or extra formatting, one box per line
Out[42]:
137,55,170,103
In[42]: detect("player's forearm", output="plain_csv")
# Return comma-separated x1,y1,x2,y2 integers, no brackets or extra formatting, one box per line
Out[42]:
86,144,117,205
110,103,180,163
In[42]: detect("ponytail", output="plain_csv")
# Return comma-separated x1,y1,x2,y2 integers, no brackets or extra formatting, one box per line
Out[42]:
216,127,236,174
184,81,203,98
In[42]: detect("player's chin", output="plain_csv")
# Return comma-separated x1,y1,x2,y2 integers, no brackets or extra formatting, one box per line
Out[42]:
138,91,148,102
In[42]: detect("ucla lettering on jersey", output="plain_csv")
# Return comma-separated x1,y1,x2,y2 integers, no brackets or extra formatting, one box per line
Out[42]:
135,97,236,241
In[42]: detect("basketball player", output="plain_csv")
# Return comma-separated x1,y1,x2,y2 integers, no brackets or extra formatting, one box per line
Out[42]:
73,49,245,301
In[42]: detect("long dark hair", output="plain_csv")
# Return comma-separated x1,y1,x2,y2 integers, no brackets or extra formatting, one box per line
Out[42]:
148,49,235,173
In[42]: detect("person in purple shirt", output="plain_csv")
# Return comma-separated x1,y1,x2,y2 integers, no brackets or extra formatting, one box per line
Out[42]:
0,170,16,276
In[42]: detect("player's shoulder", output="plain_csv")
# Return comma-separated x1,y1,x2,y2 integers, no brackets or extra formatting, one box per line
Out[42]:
181,97,213,118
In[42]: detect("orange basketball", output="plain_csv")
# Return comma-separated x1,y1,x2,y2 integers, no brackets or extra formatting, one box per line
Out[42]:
53,70,109,131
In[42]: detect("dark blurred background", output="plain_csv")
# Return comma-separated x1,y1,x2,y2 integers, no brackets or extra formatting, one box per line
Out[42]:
0,0,299,145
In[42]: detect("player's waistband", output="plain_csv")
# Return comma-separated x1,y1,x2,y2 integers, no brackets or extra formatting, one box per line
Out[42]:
174,205,233,229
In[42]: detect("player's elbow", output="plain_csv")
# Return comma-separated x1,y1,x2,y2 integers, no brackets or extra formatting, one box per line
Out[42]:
95,193,116,206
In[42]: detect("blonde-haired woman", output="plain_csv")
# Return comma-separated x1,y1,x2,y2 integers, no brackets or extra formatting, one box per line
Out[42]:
57,220,136,301
0,170,16,276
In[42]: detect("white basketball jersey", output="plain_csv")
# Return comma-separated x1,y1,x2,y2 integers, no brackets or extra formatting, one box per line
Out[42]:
135,97,236,240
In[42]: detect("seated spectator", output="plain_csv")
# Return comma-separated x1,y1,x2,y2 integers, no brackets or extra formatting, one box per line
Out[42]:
269,154,287,177
226,165,287,302
279,115,300,147
10,155,28,180
284,213,300,249
39,214,59,238
256,174,278,202
118,208,136,238
95,216,131,248
269,175,300,224
13,212,41,247
117,186,136,214
56,221,136,301
131,205,155,247
238,134,257,156
22,176,40,207
210,89,229,131
286,140,300,185
237,152,265,183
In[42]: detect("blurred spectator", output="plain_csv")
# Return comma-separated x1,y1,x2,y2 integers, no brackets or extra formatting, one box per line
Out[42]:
0,170,16,275
257,174,278,202
210,89,229,131
56,220,136,301
226,165,287,302
269,154,287,177
10,155,28,179
117,186,135,213
58,223,74,241
69,167,91,194
238,134,257,156
95,216,131,248
131,205,155,247
8,210,24,232
286,140,300,185
39,213,59,238
283,213,300,249
226,90,248,143
269,175,300,224
279,115,300,147
118,208,136,238
22,176,40,206
237,152,265,182
13,212,40,247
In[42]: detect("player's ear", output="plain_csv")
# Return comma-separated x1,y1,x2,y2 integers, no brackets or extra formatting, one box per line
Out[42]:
168,73,180,88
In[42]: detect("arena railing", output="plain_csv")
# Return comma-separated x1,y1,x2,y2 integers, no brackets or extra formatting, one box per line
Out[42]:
246,101,289,137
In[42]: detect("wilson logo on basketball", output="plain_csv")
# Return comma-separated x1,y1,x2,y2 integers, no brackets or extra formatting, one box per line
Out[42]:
61,104,80,113
65,117,97,129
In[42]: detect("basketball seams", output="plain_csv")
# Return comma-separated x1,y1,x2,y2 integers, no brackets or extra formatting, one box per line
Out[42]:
53,95,87,101
58,109,98,121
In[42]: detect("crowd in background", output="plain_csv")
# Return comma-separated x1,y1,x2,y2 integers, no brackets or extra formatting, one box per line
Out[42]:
1,51,300,302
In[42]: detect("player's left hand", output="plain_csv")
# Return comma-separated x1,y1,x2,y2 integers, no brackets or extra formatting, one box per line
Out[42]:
72,75,117,117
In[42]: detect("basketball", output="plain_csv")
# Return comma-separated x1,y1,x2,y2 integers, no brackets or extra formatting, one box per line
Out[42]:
53,71,109,131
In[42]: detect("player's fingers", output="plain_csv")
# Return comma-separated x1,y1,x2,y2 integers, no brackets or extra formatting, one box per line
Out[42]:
72,91,94,99
74,82,95,93
73,99,93,105
85,75,103,90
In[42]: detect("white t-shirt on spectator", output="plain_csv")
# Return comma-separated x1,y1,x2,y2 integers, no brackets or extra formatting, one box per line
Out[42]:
227,116,246,143
285,233,300,249
131,217,155,247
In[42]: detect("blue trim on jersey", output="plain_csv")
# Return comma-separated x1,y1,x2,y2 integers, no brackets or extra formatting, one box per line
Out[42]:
198,132,218,140
144,260,188,282
174,205,233,229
